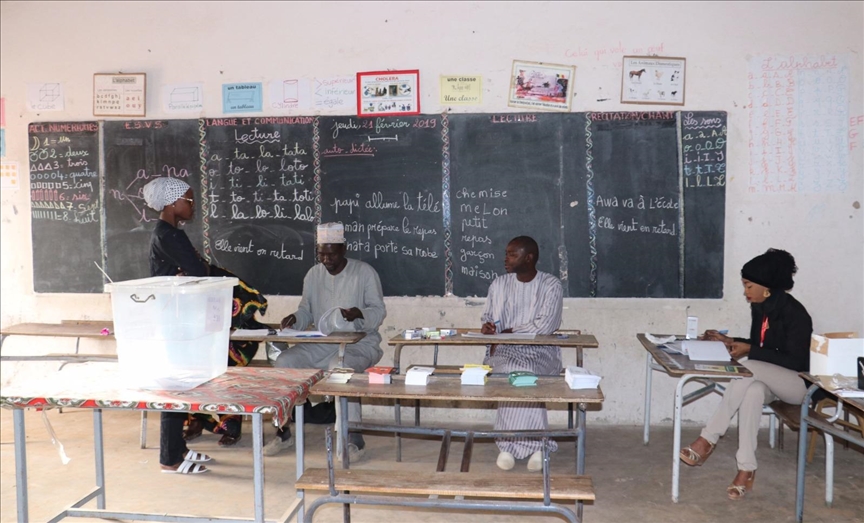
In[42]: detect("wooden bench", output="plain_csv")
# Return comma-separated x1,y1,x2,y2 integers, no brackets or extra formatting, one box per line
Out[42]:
297,468,594,523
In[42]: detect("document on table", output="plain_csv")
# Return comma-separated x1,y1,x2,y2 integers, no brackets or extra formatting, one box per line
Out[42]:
277,328,326,337
232,329,271,337
683,340,731,362
461,332,537,340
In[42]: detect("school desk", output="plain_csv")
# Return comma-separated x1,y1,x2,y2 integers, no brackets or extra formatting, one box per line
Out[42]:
303,374,603,523
1,366,323,523
0,322,364,448
636,333,779,503
795,373,864,522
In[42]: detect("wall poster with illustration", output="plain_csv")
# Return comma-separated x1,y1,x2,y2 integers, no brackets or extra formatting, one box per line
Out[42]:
508,60,575,112
621,56,686,105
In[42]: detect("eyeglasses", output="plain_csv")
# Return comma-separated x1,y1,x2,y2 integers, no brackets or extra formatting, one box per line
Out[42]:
180,197,194,205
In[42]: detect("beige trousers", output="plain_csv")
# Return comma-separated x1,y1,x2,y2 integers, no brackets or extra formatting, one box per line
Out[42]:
701,359,807,471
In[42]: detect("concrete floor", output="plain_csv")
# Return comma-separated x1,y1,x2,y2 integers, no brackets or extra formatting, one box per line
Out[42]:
1,408,862,523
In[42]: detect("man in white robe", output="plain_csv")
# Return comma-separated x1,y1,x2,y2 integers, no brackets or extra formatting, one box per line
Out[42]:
481,236,563,472
264,223,386,460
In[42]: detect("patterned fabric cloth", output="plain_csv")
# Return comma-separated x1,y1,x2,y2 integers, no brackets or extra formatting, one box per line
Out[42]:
142,177,190,211
1,367,324,428
481,271,564,458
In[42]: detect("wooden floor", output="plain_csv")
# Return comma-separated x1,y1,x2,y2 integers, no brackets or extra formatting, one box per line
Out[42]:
1,408,862,522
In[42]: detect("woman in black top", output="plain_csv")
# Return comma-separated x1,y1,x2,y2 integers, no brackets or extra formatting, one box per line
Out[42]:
143,177,271,472
679,249,812,499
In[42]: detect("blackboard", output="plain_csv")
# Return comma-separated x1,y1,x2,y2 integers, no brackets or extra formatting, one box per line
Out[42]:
449,113,564,297
319,115,445,296
103,119,202,283
30,111,727,299
28,122,103,293
200,116,316,296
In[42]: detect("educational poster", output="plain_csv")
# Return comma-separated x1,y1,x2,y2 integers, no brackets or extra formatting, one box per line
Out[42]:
508,60,574,112
162,82,204,113
269,78,311,111
620,56,686,105
93,73,146,116
1,161,19,190
747,54,850,193
440,75,482,105
357,69,420,117
221,82,263,113
26,82,65,112
313,76,357,112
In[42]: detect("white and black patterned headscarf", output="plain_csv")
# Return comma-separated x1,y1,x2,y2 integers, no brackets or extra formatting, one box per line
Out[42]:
142,177,190,211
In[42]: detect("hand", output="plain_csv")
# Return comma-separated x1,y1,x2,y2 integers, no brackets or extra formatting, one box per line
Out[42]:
728,341,751,360
481,322,497,334
340,307,363,322
280,315,296,330
703,329,732,345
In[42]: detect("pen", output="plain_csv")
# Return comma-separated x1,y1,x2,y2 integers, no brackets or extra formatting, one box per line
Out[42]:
718,330,729,335
494,320,502,333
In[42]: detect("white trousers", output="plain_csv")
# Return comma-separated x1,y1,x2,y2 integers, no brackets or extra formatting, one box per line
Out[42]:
701,359,807,471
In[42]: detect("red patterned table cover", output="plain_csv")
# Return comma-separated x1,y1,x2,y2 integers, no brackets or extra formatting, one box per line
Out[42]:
0,366,323,427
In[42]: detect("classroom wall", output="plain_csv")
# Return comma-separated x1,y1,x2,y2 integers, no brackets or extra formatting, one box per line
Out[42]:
1,1,862,425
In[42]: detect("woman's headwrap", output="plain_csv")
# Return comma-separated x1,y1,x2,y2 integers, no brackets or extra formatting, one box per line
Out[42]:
142,177,191,211
741,248,798,291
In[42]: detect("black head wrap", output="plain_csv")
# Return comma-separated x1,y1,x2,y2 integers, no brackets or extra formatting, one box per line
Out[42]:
741,248,798,291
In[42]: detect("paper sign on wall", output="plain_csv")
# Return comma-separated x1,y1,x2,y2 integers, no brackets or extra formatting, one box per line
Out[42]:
357,69,420,117
163,82,204,113
94,73,146,117
26,83,65,112
222,82,263,113
269,78,311,111
1,161,19,190
440,75,483,105
313,76,357,111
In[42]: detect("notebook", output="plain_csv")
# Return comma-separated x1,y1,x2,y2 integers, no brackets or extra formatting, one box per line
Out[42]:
682,340,731,362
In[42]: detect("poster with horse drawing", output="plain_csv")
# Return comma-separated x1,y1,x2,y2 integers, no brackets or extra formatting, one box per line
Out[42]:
621,56,686,105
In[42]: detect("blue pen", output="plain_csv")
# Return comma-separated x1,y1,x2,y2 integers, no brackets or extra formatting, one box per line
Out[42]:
718,330,729,335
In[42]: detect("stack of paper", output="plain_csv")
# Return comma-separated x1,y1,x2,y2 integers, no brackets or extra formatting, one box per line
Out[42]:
460,364,491,386
682,340,731,362
367,366,395,384
564,366,602,389
508,371,538,387
405,366,435,386
326,367,355,384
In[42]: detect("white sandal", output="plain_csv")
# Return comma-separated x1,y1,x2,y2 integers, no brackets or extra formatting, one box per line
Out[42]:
183,450,212,463
161,459,209,475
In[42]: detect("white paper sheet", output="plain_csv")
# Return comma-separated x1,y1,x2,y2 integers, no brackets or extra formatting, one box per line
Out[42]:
683,340,731,362
461,332,537,340
278,328,325,338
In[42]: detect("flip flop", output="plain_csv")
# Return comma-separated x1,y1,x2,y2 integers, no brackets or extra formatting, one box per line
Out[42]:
183,450,212,463
161,459,209,475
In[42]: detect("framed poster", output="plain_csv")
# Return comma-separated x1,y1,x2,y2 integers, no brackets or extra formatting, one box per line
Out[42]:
356,69,420,117
93,73,146,117
621,56,686,105
508,60,575,112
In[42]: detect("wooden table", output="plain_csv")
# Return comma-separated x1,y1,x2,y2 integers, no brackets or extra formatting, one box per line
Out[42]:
308,374,604,523
638,333,758,503
795,373,864,521
1,366,324,523
389,328,598,373
0,322,365,449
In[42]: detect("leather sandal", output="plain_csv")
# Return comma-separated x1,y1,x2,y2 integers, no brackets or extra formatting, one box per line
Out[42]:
679,437,715,466
183,419,204,442
727,470,756,500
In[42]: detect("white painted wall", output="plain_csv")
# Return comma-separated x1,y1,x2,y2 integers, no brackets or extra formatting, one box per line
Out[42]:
1,1,862,426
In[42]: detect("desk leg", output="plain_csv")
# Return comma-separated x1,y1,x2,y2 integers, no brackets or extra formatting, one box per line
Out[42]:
139,411,147,449
337,343,347,368
644,351,653,445
340,395,351,523
576,347,583,368
295,404,305,523
576,402,587,523
395,399,402,462
393,343,404,374
13,409,28,523
824,433,834,507
252,413,265,523
671,376,692,503
796,385,818,522
93,409,106,509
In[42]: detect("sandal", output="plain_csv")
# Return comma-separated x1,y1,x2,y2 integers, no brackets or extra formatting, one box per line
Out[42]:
161,459,209,475
218,433,242,447
182,450,212,463
680,437,715,466
183,419,204,442
727,470,756,500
